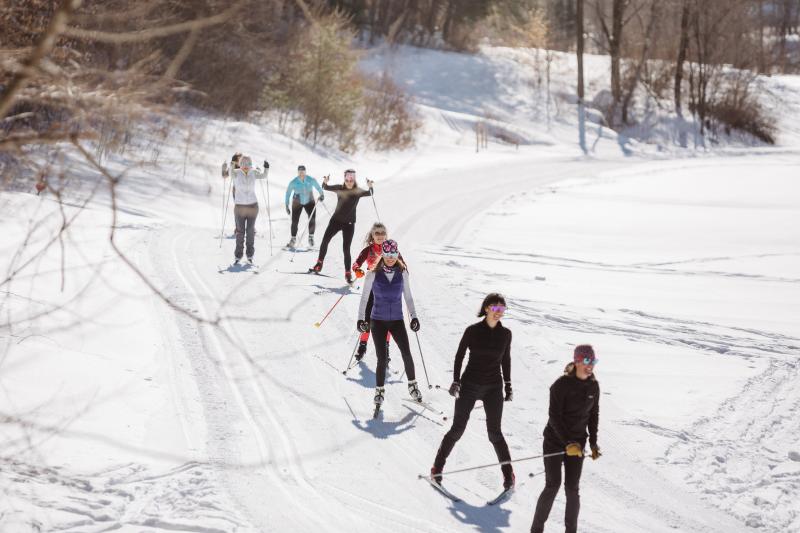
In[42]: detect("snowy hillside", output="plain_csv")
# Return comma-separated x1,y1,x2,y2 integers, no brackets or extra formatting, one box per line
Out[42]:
2,45,799,533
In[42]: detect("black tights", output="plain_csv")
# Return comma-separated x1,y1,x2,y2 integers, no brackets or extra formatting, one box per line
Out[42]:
530,439,585,533
369,320,415,387
290,200,316,237
317,219,355,271
434,381,511,473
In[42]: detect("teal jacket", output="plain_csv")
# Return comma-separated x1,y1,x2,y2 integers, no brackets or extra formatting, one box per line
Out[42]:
285,176,323,206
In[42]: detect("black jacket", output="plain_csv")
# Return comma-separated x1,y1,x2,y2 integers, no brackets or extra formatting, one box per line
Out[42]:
543,367,599,449
453,320,511,386
323,183,372,223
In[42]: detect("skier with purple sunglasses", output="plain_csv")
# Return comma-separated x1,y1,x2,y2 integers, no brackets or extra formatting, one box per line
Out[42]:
357,239,421,414
430,292,515,493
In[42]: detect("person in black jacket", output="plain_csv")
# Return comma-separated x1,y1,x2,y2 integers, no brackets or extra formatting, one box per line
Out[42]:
430,293,515,491
309,169,373,283
530,344,601,533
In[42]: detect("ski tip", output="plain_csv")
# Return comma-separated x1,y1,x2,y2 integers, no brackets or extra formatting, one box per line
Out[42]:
313,322,321,327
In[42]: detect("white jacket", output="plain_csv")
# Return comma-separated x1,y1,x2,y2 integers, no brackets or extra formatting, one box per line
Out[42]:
232,168,267,205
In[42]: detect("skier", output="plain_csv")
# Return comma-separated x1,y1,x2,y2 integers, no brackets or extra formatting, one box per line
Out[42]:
309,169,373,283
284,164,324,248
430,293,515,492
231,156,269,264
356,239,421,411
530,345,601,533
351,222,406,362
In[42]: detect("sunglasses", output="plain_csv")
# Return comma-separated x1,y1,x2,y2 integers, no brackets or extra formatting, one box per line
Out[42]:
489,305,506,313
383,252,399,259
580,357,599,366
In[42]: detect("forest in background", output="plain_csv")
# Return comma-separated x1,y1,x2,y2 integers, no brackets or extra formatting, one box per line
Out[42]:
2,0,800,185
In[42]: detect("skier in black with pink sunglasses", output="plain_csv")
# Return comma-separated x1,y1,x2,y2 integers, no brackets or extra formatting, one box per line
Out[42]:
430,293,515,493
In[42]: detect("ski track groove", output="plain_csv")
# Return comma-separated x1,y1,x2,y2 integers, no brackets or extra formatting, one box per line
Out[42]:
169,229,334,531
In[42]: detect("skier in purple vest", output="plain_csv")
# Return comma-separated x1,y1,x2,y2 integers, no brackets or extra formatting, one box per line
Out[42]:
357,239,422,410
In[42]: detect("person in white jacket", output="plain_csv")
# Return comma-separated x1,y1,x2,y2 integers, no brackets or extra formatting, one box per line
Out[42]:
231,156,269,264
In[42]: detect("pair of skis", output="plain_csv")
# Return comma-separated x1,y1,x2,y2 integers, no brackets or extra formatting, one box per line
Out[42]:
420,475,514,505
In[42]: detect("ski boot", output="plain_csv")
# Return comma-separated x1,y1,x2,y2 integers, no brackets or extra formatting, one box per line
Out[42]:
309,259,323,274
345,270,353,284
355,340,368,362
308,234,315,247
430,465,443,486
233,258,241,265
408,380,422,402
502,464,515,490
246,256,254,265
374,386,385,406
286,236,296,248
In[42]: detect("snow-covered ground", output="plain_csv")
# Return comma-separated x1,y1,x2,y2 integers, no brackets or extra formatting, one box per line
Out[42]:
2,45,799,532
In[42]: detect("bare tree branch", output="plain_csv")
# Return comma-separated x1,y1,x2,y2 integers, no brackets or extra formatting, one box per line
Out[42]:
61,1,247,44
0,0,82,119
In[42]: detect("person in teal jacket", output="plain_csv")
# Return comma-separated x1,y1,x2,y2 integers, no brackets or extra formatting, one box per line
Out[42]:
284,165,324,248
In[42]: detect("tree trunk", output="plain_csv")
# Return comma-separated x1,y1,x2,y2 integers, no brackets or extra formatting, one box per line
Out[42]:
675,0,690,146
577,0,587,153
609,0,626,125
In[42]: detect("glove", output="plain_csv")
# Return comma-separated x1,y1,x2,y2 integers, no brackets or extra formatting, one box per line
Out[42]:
565,443,583,457
357,320,370,332
354,268,365,279
409,317,420,332
285,205,290,215
221,162,229,177
590,446,602,461
504,381,513,402
263,160,269,169
448,381,460,398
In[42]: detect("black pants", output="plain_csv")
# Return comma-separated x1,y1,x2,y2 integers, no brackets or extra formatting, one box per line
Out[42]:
290,198,316,237
234,204,259,259
317,219,355,271
370,319,415,387
434,381,512,473
530,439,585,533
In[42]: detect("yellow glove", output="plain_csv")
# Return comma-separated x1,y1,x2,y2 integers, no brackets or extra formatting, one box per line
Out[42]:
591,446,602,460
565,443,583,457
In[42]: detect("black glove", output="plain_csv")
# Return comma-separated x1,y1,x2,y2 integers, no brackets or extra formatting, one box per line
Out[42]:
357,320,370,332
590,446,602,460
504,381,513,402
318,194,324,202
263,160,269,169
410,317,420,332
448,381,460,398
285,205,290,215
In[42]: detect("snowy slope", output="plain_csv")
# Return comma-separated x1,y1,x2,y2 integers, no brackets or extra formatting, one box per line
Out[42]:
2,45,799,532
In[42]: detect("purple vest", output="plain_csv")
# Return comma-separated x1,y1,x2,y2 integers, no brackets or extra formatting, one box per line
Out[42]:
371,269,404,321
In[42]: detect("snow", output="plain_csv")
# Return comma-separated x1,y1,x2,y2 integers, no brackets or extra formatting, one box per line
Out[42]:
2,45,799,532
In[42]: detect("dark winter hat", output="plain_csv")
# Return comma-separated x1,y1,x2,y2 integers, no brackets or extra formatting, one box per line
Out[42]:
381,239,399,255
477,293,506,317
573,344,596,363
298,165,306,171
344,168,356,175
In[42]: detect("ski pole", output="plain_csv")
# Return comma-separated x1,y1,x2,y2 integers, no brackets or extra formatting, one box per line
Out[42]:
370,189,381,222
314,292,347,328
417,451,565,479
342,337,362,375
258,164,273,255
219,175,234,248
290,199,320,263
412,329,432,389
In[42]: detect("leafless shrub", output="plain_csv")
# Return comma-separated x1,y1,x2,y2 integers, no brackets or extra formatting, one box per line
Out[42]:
706,72,776,144
359,73,421,151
